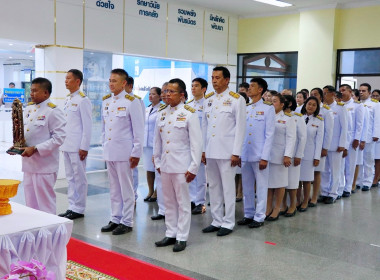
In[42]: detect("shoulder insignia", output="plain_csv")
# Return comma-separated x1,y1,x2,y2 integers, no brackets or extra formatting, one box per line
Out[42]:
47,102,56,109
263,101,272,105
247,102,253,106
187,99,194,104
66,93,70,97
184,104,196,113
371,98,379,103
323,104,330,110
317,115,324,121
134,94,141,99
205,92,215,99
294,112,303,117
229,91,240,99
337,102,344,106
79,91,86,98
125,94,135,101
103,94,111,101
285,112,292,117
354,100,361,104
158,104,168,112
27,102,35,106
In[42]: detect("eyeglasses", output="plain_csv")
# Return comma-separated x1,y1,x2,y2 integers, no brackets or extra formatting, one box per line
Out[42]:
165,90,180,94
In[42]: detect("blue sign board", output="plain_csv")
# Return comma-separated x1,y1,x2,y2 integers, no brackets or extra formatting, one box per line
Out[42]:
3,88,25,103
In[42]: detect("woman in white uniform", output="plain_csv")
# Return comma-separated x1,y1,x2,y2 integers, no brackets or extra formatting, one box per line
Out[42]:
299,96,324,211
266,94,296,221
372,89,380,187
295,91,307,113
143,87,161,201
281,95,306,217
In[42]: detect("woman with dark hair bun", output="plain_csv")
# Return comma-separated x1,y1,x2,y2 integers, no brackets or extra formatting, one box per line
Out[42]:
265,94,296,222
281,95,306,217
297,96,324,211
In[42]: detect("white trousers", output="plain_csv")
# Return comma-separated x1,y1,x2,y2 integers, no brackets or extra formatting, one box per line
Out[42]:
63,152,88,214
357,142,375,187
155,169,165,216
207,158,237,230
321,151,343,199
189,162,207,205
133,167,138,201
106,161,134,227
338,146,358,195
241,161,269,223
161,172,191,241
24,172,57,214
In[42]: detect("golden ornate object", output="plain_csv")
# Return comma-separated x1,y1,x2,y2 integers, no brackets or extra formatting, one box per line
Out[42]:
0,179,20,215
7,98,26,155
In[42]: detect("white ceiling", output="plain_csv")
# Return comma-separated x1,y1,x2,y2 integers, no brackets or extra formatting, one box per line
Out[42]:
0,38,35,64
166,0,380,17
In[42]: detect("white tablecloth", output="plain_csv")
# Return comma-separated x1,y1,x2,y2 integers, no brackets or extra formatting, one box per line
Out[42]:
0,202,73,279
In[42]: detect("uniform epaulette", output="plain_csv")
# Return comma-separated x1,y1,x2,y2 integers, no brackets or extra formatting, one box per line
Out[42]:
317,115,324,121
187,99,194,104
294,112,303,117
337,102,344,106
323,104,330,110
229,91,240,99
285,112,292,117
184,104,196,113
247,102,253,106
354,100,361,104
79,91,86,98
48,102,56,108
125,94,135,101
158,104,168,112
66,93,70,97
134,94,141,99
205,92,214,99
263,101,272,106
371,98,379,103
103,94,111,101
27,102,35,106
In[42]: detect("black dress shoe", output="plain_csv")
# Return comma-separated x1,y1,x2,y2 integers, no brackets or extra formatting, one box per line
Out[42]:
143,195,152,202
147,197,157,202
356,185,361,190
362,186,370,191
248,220,264,228
266,212,280,222
65,211,84,220
299,206,308,212
308,201,317,207
324,197,335,204
151,214,165,220
101,221,119,232
351,189,356,194
284,209,297,217
173,241,187,252
279,207,288,216
235,197,243,202
191,201,196,210
58,210,72,217
155,237,176,247
342,191,351,198
317,196,327,203
202,225,220,233
217,227,233,236
336,195,342,200
371,183,378,188
192,204,206,215
112,224,132,235
237,217,253,225
264,210,273,221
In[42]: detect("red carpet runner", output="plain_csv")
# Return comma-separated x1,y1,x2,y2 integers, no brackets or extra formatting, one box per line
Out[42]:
67,238,194,280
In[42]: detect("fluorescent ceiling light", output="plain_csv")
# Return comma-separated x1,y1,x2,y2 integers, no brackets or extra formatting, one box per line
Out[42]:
254,0,293,7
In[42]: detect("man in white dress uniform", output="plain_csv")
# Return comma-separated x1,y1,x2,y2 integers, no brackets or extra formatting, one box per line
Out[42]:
154,78,202,252
201,66,246,236
17,78,66,214
59,69,92,220
100,69,144,235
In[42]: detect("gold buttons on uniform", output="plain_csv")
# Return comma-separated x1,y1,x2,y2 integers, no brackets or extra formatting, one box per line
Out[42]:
167,141,170,144
108,138,111,140
168,131,170,134
166,151,169,153
109,128,111,131
248,141,251,144
213,125,216,128
250,124,252,127
249,133,252,135
212,134,215,137
27,129,29,131
169,121,171,124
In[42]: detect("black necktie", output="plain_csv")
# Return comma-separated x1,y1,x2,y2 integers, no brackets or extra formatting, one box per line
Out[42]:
305,117,309,124
149,107,153,114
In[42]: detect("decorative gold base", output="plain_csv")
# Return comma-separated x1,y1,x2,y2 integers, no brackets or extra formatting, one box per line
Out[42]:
0,198,12,215
0,179,20,215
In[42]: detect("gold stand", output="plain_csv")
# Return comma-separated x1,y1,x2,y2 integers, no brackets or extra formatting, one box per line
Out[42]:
0,179,20,215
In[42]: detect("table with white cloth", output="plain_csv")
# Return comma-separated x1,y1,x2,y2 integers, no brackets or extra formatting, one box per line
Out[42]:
0,202,73,279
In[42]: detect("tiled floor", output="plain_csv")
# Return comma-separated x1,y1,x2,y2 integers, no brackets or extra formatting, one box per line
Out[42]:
2,141,380,280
